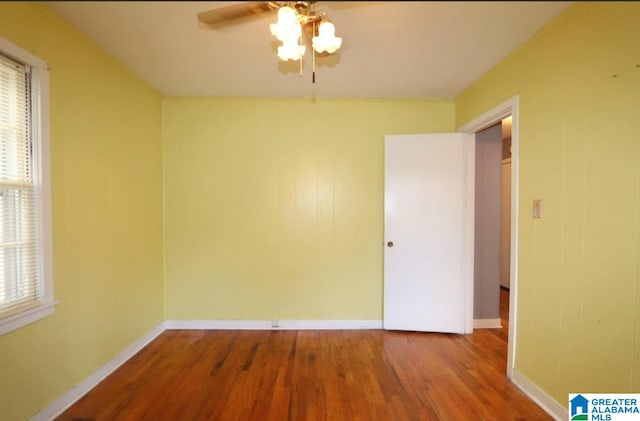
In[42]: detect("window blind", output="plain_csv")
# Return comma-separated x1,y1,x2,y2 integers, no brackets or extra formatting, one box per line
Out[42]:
0,53,39,314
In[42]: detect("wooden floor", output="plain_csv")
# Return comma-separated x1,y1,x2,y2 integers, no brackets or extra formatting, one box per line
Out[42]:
57,288,550,420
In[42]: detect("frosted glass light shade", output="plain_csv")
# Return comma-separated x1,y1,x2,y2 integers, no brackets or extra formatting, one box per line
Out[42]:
270,6,300,41
277,38,306,61
312,21,342,54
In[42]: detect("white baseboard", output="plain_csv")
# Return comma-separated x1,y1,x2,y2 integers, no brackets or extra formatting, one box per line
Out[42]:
473,318,502,328
511,369,567,421
30,322,167,421
164,319,383,330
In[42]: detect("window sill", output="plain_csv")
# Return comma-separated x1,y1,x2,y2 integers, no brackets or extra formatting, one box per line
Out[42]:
0,300,59,336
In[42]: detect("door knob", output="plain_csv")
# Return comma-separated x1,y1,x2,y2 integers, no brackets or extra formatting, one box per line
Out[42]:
387,241,394,248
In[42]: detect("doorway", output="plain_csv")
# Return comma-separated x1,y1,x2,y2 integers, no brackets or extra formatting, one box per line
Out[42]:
459,96,519,379
473,116,512,330
473,122,503,329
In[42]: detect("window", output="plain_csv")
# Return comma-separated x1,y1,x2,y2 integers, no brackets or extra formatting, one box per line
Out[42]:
0,36,55,335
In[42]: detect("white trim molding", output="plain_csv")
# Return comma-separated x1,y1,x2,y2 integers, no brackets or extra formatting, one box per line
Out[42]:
30,322,166,421
458,96,518,134
511,369,567,421
165,319,383,330
0,300,59,336
473,318,501,329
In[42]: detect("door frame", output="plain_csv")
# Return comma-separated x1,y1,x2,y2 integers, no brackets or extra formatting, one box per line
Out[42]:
458,95,519,379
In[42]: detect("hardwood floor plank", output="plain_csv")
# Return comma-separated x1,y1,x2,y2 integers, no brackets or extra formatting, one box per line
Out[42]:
57,292,551,420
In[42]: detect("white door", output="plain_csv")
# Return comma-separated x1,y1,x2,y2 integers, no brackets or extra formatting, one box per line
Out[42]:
384,133,474,334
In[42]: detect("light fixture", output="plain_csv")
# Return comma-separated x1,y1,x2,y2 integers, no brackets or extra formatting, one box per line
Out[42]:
270,5,306,61
268,2,342,82
312,20,342,54
269,6,300,42
278,38,306,61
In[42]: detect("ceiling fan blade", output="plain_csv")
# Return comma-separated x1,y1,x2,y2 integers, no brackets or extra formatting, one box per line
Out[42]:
197,2,275,24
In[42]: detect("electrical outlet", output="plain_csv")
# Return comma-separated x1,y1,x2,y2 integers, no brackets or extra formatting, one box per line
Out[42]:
271,320,280,328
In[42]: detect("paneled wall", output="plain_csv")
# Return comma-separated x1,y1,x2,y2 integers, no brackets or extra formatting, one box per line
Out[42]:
163,98,455,321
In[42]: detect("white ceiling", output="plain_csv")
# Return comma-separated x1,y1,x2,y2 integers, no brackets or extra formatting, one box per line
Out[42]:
42,1,571,99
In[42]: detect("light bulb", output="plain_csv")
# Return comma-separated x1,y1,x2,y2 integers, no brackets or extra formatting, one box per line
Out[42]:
312,21,342,54
270,6,301,42
277,38,306,61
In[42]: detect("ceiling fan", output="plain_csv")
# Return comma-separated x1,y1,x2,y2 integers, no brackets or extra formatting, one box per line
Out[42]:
197,2,324,28
196,0,379,25
197,1,343,78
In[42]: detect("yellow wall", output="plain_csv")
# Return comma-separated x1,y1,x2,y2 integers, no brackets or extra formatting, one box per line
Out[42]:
0,3,164,420
163,98,455,320
456,1,640,405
